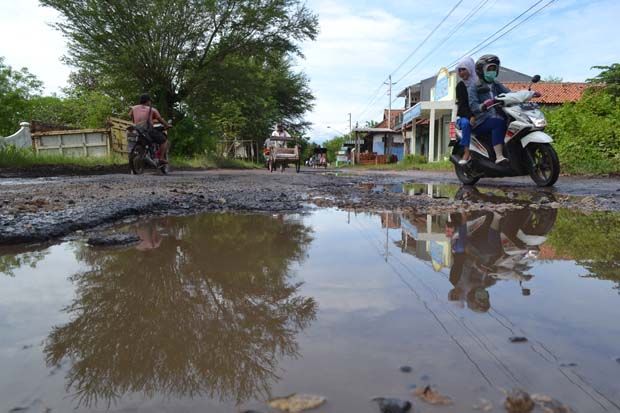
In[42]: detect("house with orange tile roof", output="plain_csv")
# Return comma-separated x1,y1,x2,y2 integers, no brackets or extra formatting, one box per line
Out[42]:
389,67,590,163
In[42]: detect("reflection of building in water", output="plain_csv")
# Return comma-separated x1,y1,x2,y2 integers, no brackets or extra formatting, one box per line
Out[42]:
401,183,455,199
398,213,452,271
380,212,401,229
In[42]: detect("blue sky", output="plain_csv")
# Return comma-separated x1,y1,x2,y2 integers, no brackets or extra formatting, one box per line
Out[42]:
1,0,618,142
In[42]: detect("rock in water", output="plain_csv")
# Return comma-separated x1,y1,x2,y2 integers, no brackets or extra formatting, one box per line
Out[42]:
371,397,412,413
531,394,576,413
87,233,140,246
414,385,453,406
268,394,326,412
509,336,528,343
504,389,534,413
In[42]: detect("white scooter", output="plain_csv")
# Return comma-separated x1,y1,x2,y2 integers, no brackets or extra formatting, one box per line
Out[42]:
450,75,560,187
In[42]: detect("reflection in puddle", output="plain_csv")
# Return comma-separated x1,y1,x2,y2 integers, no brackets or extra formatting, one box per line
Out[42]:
1,209,620,412
368,181,560,204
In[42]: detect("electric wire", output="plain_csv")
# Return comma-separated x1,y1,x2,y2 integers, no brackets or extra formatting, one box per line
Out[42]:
453,0,558,64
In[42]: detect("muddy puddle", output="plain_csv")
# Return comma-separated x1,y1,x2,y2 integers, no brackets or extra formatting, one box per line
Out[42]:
1,208,620,412
366,181,563,203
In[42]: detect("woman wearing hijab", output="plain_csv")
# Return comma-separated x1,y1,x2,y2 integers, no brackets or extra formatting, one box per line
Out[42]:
455,57,478,164
468,54,511,164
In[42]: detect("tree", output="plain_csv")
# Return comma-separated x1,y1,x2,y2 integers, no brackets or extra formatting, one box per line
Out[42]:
40,0,319,121
46,213,317,407
587,63,620,99
542,75,563,82
0,57,42,135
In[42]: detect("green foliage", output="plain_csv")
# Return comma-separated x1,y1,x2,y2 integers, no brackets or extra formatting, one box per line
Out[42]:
0,57,42,135
544,89,620,174
0,145,126,168
39,0,318,156
546,210,620,291
301,141,320,162
27,90,124,129
323,135,346,163
587,64,620,98
402,154,428,165
0,248,48,277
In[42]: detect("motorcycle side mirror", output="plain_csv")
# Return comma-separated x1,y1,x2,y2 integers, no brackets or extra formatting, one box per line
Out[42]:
522,288,531,296
477,84,490,94
531,75,541,83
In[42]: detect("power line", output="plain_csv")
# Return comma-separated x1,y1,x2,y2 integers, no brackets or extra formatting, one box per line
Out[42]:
354,0,463,122
392,0,490,93
390,0,463,77
352,77,389,120
446,0,547,68
454,0,558,64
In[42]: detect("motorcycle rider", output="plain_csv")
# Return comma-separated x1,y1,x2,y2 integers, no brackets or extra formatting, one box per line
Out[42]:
128,93,171,164
468,55,511,164
455,56,478,165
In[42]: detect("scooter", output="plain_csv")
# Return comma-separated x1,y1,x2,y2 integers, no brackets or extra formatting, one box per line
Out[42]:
450,75,560,187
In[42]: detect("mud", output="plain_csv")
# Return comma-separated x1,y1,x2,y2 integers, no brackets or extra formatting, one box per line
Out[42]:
1,168,619,245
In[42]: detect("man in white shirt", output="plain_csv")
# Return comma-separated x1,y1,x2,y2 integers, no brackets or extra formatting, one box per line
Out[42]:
266,124,291,148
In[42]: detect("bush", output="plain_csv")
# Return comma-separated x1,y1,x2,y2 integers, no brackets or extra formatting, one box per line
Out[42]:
402,154,428,165
544,90,620,174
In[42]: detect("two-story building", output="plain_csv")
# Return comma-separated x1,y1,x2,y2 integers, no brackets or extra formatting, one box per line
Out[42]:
395,67,532,162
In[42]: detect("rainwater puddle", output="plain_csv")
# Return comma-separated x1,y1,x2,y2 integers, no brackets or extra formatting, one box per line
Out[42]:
1,209,620,412
366,181,568,204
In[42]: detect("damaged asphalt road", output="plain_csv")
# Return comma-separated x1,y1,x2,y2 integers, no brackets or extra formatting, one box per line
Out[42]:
1,168,619,245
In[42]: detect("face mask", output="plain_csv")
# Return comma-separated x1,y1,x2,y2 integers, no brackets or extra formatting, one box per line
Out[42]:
484,70,498,82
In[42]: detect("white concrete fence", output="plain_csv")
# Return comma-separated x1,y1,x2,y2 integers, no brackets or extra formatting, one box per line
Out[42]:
0,119,132,157
0,122,32,149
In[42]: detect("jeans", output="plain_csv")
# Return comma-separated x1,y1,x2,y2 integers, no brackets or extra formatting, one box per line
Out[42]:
457,117,471,148
473,117,506,146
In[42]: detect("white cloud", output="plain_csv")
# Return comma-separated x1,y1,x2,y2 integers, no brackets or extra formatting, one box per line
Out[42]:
0,0,70,93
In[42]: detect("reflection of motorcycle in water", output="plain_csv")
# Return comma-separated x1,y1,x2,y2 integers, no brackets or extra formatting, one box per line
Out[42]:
446,196,557,311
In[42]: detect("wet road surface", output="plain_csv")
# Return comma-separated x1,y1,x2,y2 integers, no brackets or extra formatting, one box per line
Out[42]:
1,207,619,412
0,169,619,245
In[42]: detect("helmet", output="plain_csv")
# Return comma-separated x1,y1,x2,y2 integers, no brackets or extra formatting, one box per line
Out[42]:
475,54,500,80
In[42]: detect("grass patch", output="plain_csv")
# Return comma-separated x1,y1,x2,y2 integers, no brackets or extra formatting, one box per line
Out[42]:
343,158,453,172
0,145,261,170
171,153,261,170
0,145,126,168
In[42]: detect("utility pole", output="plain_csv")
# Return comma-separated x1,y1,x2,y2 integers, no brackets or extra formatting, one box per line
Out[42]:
385,75,396,129
348,112,352,136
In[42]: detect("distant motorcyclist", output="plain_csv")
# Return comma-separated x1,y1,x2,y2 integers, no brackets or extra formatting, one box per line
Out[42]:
128,93,171,164
468,55,511,164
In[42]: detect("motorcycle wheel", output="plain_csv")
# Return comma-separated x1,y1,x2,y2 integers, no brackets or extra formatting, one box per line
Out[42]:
280,163,285,173
522,208,558,236
269,160,274,173
527,143,560,187
296,161,300,173
454,163,480,186
129,144,147,175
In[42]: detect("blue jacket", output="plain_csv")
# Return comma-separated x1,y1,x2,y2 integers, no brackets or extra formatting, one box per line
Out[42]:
468,80,510,128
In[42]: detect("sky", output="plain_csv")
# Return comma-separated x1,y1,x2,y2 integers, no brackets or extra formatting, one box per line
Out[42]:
1,0,618,143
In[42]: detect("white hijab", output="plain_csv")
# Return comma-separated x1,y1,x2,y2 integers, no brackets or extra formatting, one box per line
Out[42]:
456,56,479,88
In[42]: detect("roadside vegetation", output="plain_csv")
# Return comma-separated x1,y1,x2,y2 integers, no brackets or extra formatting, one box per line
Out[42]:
320,64,620,176
0,0,318,166
544,64,620,175
0,145,259,170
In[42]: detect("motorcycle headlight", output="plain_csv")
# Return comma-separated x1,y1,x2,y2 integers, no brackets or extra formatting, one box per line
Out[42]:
528,115,547,128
